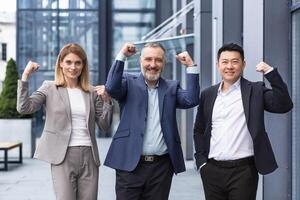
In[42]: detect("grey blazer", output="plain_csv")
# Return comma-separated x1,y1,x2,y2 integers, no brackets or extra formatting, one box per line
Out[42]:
17,80,113,166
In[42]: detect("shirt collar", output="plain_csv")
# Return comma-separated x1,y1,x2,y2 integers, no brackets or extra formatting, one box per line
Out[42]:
218,78,241,94
145,80,159,89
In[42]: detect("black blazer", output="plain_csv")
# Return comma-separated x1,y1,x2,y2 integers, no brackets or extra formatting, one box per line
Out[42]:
193,69,293,175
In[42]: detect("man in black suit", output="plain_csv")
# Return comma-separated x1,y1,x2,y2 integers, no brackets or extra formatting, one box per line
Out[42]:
194,43,293,200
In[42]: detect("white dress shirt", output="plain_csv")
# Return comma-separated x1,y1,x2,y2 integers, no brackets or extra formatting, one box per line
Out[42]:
208,78,254,161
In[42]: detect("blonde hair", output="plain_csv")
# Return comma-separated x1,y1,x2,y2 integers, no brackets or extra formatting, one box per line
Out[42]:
54,43,90,92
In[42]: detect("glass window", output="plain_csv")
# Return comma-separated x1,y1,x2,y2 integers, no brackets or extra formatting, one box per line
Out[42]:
112,0,156,64
292,8,300,200
19,0,98,9
17,5,100,92
113,24,154,55
19,0,58,9
17,1,100,138
58,0,98,9
0,43,7,61
58,11,99,71
113,0,155,9
18,11,58,71
293,0,300,4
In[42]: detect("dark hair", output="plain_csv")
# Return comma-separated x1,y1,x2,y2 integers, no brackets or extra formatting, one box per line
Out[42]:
217,43,244,61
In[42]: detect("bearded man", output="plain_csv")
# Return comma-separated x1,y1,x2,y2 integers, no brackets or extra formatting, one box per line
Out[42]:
104,42,200,200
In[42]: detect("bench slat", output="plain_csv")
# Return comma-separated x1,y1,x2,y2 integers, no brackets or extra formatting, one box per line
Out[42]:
0,142,22,149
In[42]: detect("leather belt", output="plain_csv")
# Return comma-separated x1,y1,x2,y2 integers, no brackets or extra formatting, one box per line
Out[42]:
140,154,169,163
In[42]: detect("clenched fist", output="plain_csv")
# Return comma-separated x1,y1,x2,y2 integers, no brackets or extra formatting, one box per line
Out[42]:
176,51,195,67
256,61,273,74
120,43,137,57
22,61,40,81
94,85,112,103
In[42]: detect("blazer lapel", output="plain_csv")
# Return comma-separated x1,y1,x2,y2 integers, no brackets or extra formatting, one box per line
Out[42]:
137,74,149,115
207,84,219,124
241,77,252,124
158,78,167,120
57,86,72,121
83,89,91,126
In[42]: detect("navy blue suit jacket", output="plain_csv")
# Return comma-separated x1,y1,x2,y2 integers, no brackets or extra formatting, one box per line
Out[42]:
104,60,200,173
193,69,293,175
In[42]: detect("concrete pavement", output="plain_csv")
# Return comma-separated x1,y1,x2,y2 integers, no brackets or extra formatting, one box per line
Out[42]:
0,138,204,200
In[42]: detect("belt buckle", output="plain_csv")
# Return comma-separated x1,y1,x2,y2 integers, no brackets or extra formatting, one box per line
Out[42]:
144,155,154,162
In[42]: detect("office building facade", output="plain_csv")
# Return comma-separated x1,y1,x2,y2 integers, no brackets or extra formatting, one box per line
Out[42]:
16,0,299,199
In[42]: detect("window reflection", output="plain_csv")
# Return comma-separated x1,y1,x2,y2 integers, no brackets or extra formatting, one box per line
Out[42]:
17,0,100,139
293,0,300,4
112,0,156,72
113,0,155,9
19,0,58,9
18,0,98,9
17,4,99,91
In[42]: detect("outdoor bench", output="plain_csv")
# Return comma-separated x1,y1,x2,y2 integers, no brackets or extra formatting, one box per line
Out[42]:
0,142,23,171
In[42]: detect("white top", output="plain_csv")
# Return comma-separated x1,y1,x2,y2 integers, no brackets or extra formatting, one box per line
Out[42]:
67,88,92,147
208,78,254,161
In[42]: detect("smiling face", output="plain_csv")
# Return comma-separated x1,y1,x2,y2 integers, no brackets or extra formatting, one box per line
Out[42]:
140,46,165,86
60,53,83,87
217,50,245,86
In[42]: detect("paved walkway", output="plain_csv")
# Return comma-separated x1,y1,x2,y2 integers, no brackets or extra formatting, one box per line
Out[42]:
0,138,204,200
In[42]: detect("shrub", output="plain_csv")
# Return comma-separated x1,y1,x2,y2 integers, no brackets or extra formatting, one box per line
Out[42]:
0,58,29,118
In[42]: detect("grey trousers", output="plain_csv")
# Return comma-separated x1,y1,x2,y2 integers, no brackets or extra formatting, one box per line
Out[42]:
51,146,99,200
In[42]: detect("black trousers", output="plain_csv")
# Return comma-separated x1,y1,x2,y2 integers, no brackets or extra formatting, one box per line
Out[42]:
200,157,259,200
115,155,174,200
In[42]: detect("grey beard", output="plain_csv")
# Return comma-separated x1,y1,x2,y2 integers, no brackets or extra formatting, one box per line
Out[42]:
144,73,160,81
141,66,162,81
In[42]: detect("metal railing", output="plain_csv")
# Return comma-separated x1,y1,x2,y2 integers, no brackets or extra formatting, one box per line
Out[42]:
141,0,194,41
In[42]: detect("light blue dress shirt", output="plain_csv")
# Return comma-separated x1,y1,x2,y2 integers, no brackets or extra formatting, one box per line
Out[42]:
143,83,168,155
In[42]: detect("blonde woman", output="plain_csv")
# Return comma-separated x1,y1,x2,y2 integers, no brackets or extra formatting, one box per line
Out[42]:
17,43,113,200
